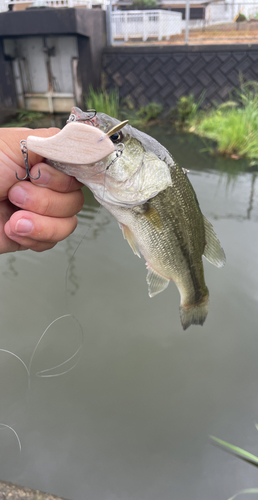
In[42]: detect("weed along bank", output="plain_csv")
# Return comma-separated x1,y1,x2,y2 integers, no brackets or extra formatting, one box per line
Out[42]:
0,8,105,114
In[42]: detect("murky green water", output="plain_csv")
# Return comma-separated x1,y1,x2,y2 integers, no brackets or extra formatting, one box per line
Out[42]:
0,127,258,500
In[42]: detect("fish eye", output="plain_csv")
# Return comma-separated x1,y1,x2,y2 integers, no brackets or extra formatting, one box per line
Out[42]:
110,131,123,142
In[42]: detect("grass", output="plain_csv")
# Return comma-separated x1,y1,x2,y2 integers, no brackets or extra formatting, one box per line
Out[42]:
138,102,163,123
190,104,258,160
85,87,164,127
187,81,258,161
210,433,258,500
170,92,205,127
85,86,120,117
210,435,258,465
2,110,45,128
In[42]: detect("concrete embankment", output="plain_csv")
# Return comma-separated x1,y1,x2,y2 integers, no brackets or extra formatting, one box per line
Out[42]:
0,480,70,500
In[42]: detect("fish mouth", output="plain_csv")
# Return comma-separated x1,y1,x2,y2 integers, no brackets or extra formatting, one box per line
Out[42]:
68,107,129,137
92,114,129,137
69,107,96,126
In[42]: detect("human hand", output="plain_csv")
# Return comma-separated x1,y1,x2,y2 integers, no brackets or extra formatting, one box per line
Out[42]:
0,127,84,254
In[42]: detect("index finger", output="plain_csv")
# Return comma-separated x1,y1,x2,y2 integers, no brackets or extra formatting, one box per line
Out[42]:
29,162,83,193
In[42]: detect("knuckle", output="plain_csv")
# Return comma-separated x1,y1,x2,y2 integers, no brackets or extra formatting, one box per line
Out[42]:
35,243,56,252
39,195,51,216
74,190,85,212
29,239,56,252
45,224,58,242
64,175,76,193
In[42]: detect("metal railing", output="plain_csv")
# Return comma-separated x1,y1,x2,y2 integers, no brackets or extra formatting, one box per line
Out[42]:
109,1,258,45
111,9,182,41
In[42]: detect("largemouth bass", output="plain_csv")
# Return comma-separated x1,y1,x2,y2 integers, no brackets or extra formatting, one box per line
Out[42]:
48,107,226,330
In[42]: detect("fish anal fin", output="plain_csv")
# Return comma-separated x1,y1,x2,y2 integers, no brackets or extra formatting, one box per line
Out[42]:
203,217,226,268
146,266,169,297
119,224,141,258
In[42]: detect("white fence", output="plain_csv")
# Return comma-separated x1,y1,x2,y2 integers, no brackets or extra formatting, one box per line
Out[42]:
111,10,182,42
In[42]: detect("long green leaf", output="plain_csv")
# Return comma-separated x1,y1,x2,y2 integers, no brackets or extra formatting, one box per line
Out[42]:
210,436,258,465
228,488,258,500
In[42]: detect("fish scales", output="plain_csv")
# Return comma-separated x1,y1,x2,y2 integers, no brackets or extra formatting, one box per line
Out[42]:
102,165,209,328
47,108,225,330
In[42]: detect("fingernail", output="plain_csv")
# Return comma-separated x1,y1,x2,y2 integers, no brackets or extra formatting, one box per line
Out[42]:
15,219,34,234
9,186,26,206
35,170,51,186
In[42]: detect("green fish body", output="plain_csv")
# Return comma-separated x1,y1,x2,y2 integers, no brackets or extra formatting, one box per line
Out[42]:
48,108,225,330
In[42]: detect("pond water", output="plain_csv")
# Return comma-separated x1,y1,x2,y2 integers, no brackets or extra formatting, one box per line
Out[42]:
0,125,258,500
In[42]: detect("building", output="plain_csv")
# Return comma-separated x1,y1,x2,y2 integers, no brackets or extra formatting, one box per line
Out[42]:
0,7,106,112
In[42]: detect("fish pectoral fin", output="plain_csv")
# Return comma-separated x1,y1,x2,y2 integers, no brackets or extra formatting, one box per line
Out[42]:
203,217,226,268
119,224,141,258
142,206,163,231
134,204,162,231
146,266,169,297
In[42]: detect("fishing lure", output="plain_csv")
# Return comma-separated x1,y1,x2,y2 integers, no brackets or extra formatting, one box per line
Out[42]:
17,109,128,180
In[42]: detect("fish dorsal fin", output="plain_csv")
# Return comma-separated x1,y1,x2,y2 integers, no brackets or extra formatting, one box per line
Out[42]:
203,217,226,268
146,266,169,297
119,224,141,258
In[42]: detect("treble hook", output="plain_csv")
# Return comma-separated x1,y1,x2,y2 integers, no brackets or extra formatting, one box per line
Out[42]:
67,109,97,126
106,143,125,170
15,140,41,181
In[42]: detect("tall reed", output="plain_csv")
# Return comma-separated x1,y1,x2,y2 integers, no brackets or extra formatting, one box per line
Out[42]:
85,86,120,117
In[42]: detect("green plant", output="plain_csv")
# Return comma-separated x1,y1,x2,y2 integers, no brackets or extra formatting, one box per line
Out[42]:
177,95,196,122
236,12,247,22
138,102,163,122
237,79,258,107
170,92,205,127
132,0,158,9
2,110,45,128
86,86,120,117
187,79,258,160
210,435,258,500
191,102,258,160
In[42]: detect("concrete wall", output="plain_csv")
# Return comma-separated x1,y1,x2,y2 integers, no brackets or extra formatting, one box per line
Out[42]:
102,45,258,110
0,8,106,112
0,38,17,113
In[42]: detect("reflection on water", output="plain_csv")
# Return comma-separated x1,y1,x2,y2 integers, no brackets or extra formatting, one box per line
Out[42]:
0,124,258,500
65,188,111,296
151,126,258,176
3,255,18,278
152,126,258,223
247,173,257,220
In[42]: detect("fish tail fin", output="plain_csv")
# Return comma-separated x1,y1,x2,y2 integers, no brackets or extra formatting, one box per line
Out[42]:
179,294,209,331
